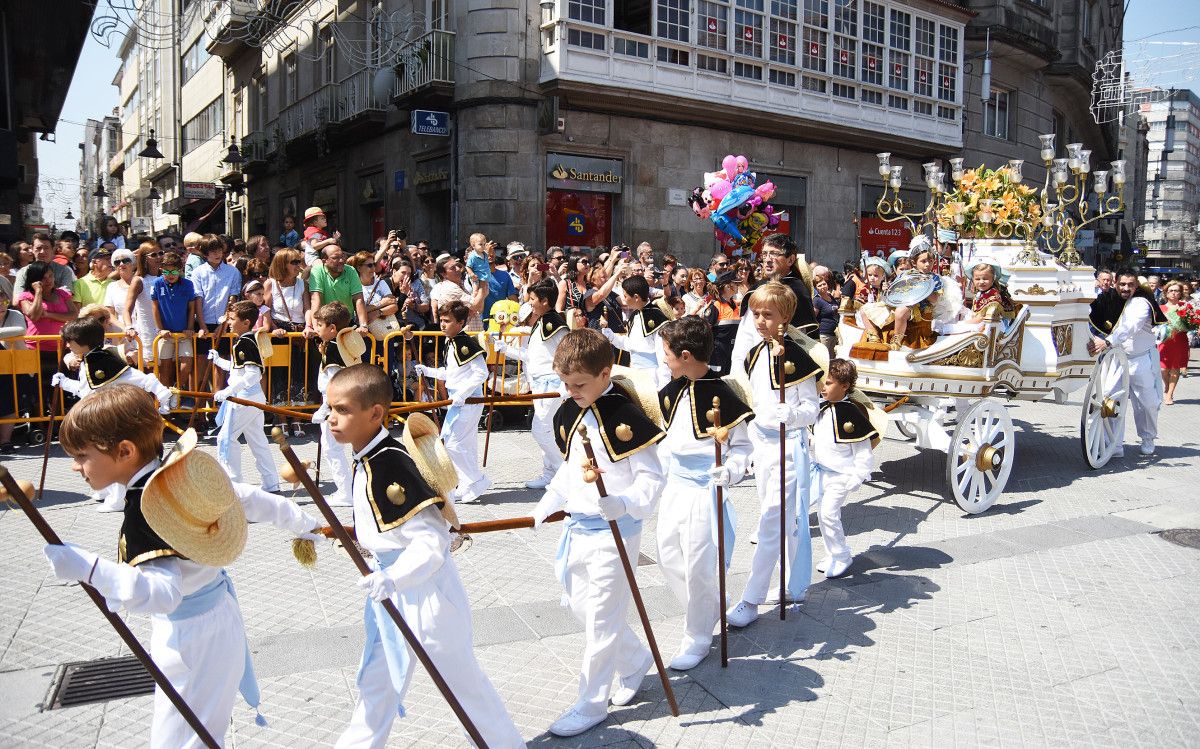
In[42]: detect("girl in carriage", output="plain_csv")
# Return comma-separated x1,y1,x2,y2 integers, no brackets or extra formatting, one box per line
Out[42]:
965,262,1016,328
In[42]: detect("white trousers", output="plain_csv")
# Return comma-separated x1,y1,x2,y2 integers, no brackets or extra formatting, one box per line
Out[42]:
1127,349,1162,443
656,482,720,656
334,563,524,749
817,472,854,562
443,404,486,490
216,404,281,489
149,591,245,749
564,527,650,718
741,431,798,605
531,394,565,477
320,420,352,502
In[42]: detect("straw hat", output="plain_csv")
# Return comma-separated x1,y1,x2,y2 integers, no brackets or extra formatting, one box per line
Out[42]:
565,308,586,330
254,329,274,360
789,326,829,375
611,364,664,427
722,371,754,408
335,328,367,363
401,413,461,529
849,389,886,448
141,428,247,567
303,206,325,223
794,253,815,295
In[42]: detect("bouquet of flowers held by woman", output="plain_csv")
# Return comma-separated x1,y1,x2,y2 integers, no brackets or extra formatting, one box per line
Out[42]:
1166,300,1200,335
937,164,1042,236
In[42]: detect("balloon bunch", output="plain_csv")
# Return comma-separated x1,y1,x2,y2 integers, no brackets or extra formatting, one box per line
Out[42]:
688,154,784,250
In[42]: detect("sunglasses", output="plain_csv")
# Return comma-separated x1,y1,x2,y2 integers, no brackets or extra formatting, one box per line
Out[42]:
289,260,303,266
114,258,133,265
148,251,164,258
162,269,181,277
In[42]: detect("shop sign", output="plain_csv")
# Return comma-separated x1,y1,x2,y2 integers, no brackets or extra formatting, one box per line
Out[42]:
859,217,908,256
547,154,624,194
413,156,451,194
182,181,217,200
411,110,450,137
394,170,406,192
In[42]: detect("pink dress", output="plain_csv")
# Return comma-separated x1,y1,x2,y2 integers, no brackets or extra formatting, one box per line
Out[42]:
1158,304,1189,370
17,288,72,351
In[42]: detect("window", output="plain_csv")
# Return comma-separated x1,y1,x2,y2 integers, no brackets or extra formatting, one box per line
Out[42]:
802,75,827,93
734,60,763,79
569,0,605,24
862,42,883,86
429,0,449,30
888,49,908,91
914,56,932,97
252,73,267,131
938,24,957,63
915,17,934,58
614,0,651,34
568,27,606,48
983,90,1011,140
657,0,690,42
937,62,956,102
281,53,297,108
698,53,728,72
772,18,797,65
833,0,855,34
773,0,798,21
615,37,649,56
770,69,796,86
318,26,336,86
803,26,826,72
888,9,910,51
182,36,210,83
833,81,855,99
658,46,690,65
803,0,827,26
698,1,728,50
182,97,224,154
833,34,855,78
735,3,764,58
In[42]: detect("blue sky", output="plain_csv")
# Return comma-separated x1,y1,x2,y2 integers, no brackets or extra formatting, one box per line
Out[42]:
34,1,1200,229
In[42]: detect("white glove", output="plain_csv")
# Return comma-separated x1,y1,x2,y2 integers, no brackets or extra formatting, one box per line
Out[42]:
600,327,617,342
357,570,396,602
761,402,796,428
296,531,324,543
597,493,627,521
158,402,171,415
311,405,329,424
412,364,427,377
44,543,98,583
213,388,231,403
708,465,733,487
450,393,467,408
207,348,220,361
50,372,66,388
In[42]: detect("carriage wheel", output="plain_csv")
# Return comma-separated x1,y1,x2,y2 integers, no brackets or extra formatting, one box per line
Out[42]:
1080,346,1129,469
945,399,1014,514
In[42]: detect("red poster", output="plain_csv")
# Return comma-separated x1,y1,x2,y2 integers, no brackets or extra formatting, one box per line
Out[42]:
779,35,788,48
545,190,611,248
743,26,754,40
708,18,717,31
858,217,909,256
868,57,877,69
894,63,902,75
809,41,819,55
840,50,849,63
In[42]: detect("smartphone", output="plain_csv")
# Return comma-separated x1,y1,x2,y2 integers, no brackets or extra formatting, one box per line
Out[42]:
620,251,630,260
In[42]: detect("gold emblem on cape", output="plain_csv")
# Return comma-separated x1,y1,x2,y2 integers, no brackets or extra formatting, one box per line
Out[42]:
843,421,856,434
95,369,105,379
118,534,127,563
647,319,656,331
615,423,633,442
544,322,553,334
237,350,245,361
662,396,670,410
784,361,796,375
460,345,469,356
385,482,406,505
558,425,566,441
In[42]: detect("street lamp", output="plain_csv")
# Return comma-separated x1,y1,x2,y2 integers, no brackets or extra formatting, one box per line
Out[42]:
222,137,245,165
92,178,108,198
65,210,74,220
148,186,161,201
138,129,165,159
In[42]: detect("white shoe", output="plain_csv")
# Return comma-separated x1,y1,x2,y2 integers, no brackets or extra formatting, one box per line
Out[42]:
96,500,125,513
611,650,653,706
750,530,759,544
549,707,606,737
1139,439,1155,456
524,473,553,489
668,648,707,671
825,556,853,579
262,485,281,494
326,494,352,507
816,557,830,573
457,476,492,504
726,600,759,628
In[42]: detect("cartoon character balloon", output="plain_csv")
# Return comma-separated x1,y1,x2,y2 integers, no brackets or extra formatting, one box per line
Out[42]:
688,154,782,250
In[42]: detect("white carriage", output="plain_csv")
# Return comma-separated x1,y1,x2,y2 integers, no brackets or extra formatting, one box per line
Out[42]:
835,240,1128,514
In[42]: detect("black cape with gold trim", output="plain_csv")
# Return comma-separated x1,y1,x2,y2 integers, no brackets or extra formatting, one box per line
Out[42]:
357,435,445,533
659,374,754,440
537,310,569,341
321,339,347,369
819,399,879,445
232,333,263,369
1090,287,1167,335
445,331,485,366
82,347,130,389
119,472,184,567
554,382,664,461
631,305,669,338
740,272,818,334
744,337,823,390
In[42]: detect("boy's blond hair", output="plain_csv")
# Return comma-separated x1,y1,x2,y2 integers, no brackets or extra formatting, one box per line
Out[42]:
60,384,162,462
747,281,797,323
553,329,614,376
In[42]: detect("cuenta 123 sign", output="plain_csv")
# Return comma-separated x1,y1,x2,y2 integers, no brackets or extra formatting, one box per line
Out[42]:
546,154,623,194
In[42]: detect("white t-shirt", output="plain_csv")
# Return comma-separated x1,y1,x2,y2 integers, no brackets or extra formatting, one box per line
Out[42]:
362,277,393,309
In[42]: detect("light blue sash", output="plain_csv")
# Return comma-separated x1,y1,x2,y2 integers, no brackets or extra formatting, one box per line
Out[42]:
751,422,814,600
167,570,265,725
629,349,657,369
356,548,410,718
553,513,643,591
530,373,562,394
668,453,737,569
439,385,484,442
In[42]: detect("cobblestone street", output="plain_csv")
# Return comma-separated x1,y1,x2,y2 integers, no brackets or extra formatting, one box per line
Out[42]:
2,364,1199,747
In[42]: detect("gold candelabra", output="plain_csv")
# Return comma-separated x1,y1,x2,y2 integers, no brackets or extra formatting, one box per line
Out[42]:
1035,134,1126,267
873,152,948,235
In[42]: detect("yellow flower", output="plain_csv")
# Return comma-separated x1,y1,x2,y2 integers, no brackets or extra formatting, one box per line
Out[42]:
959,171,980,190
981,175,1002,193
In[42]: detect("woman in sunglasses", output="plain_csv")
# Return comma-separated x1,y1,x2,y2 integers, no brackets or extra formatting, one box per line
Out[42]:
264,248,316,432
121,241,164,365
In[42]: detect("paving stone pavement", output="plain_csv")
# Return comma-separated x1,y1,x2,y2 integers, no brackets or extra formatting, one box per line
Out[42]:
2,359,1200,747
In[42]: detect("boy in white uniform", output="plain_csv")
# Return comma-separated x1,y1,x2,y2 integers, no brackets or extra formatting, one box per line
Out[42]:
811,359,878,579
310,301,362,506
727,282,822,629
656,316,753,670
326,364,525,749
492,278,568,488
410,300,491,503
207,300,282,491
53,317,174,512
44,385,321,748
601,274,672,388
533,329,666,737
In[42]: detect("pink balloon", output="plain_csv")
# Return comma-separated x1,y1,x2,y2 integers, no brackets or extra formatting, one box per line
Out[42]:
708,180,732,200
722,155,738,176
735,155,749,174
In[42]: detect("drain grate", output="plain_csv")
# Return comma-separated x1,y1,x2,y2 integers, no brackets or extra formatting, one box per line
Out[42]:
1157,528,1200,550
46,656,155,710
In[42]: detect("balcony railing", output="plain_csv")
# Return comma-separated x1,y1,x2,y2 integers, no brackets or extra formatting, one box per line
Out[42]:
394,30,456,98
335,69,390,122
241,131,271,162
276,82,338,142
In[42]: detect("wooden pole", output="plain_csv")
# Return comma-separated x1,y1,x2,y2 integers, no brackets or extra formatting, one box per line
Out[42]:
481,352,504,467
37,385,61,502
0,468,221,749
711,396,728,667
173,390,312,421
270,429,490,748
578,425,680,717
777,324,788,621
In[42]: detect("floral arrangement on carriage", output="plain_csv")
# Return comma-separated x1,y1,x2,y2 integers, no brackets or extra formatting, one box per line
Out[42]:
936,163,1042,239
